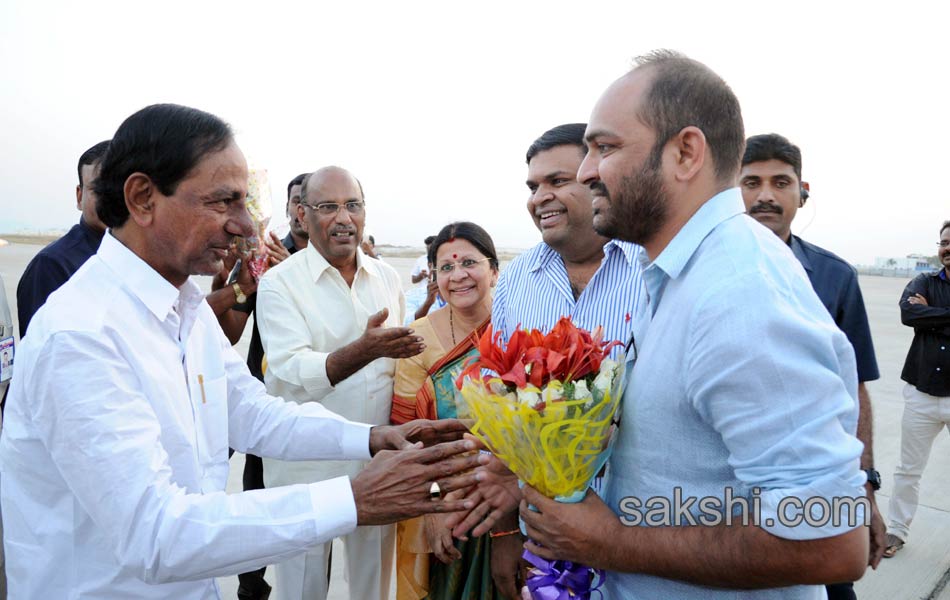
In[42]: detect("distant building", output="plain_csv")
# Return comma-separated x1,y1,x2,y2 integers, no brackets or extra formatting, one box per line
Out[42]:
874,254,933,272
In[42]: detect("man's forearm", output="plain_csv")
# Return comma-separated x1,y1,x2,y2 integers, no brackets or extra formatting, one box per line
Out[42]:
608,522,867,589
325,338,375,386
857,383,874,469
207,286,238,317
218,311,250,345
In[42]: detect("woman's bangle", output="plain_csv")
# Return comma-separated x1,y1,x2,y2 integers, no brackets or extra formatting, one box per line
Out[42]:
489,529,521,538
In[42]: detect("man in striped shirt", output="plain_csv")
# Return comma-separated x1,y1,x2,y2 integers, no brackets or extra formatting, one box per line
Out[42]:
492,123,647,353
485,123,647,598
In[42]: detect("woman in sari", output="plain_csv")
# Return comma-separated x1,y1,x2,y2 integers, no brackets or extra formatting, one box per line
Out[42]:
391,222,513,600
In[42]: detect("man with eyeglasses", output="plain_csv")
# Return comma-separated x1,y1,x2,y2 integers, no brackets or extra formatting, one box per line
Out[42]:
739,134,884,597
255,166,422,600
884,220,950,559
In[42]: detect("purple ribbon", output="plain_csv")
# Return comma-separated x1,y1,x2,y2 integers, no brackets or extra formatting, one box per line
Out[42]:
523,547,605,600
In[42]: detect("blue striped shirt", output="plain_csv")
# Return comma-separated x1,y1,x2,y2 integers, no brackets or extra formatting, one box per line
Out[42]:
491,239,646,495
491,240,646,356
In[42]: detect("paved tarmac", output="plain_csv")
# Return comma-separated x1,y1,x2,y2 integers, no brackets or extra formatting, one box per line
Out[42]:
0,241,947,599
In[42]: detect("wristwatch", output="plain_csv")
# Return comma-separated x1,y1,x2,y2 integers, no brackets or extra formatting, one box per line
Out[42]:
232,282,247,304
864,468,882,491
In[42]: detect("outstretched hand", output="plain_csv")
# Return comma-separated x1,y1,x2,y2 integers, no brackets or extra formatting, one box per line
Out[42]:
361,308,425,360
326,308,426,387
352,439,488,526
369,419,471,454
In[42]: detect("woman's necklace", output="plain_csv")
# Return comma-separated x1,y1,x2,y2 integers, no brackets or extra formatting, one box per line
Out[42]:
449,306,457,345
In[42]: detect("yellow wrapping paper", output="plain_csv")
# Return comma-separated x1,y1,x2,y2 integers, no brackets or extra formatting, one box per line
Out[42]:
457,366,623,501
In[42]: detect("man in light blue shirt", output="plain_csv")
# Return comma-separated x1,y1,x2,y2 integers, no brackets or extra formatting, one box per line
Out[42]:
520,50,868,599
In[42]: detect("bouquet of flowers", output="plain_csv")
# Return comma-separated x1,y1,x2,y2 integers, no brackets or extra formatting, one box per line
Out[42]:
455,316,625,600
234,167,272,281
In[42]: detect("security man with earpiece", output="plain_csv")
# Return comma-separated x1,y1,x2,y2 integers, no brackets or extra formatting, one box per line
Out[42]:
739,133,883,600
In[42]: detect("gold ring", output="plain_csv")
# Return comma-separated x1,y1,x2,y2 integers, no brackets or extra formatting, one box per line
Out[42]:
429,481,442,500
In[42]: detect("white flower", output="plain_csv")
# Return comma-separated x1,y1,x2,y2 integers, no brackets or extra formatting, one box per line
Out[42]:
573,379,593,407
573,379,592,400
593,359,618,396
542,381,564,405
517,386,543,410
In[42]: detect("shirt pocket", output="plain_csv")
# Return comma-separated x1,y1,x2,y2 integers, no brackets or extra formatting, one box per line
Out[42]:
194,373,230,471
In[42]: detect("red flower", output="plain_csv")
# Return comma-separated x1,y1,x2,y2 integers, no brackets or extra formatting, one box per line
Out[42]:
456,317,620,389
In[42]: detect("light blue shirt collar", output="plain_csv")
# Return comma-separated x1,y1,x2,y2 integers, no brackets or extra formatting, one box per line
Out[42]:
639,187,745,314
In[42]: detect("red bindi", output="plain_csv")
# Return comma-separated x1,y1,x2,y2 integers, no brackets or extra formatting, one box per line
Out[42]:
452,253,458,259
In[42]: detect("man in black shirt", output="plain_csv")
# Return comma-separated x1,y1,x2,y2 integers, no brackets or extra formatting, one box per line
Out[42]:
885,220,950,558
16,140,110,337
740,134,884,597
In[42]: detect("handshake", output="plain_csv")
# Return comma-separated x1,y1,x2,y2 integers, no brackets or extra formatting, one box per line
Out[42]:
353,421,519,531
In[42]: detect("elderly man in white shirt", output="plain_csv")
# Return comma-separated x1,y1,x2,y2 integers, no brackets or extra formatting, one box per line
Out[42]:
0,104,482,600
257,166,424,600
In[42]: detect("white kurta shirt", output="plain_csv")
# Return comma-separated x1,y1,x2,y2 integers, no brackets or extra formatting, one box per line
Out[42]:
0,233,372,599
256,244,405,486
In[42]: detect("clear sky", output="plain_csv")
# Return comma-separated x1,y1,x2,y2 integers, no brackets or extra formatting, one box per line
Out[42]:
1,1,946,265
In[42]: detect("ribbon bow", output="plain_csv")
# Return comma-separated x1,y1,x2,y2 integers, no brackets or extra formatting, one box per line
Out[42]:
523,548,605,600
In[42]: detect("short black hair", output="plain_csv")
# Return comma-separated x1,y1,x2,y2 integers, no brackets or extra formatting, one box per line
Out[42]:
424,235,436,246
742,134,802,182
94,104,234,228
941,220,950,236
526,123,587,164
633,50,745,182
77,140,111,187
287,172,309,200
428,222,499,271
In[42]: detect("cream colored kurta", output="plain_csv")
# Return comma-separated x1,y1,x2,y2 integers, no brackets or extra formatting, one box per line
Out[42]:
257,244,405,486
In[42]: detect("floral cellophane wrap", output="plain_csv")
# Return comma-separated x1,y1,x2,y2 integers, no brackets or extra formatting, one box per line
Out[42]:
455,317,624,598
238,168,272,280
455,317,625,501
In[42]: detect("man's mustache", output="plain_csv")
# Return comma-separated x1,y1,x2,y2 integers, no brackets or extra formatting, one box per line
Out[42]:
749,202,782,216
589,181,610,197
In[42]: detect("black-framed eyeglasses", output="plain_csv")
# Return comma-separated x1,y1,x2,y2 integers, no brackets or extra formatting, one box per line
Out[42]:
303,201,365,216
937,240,950,248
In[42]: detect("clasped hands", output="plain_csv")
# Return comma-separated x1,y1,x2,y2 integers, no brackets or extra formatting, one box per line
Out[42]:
352,419,488,526
442,436,620,570
355,424,619,583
